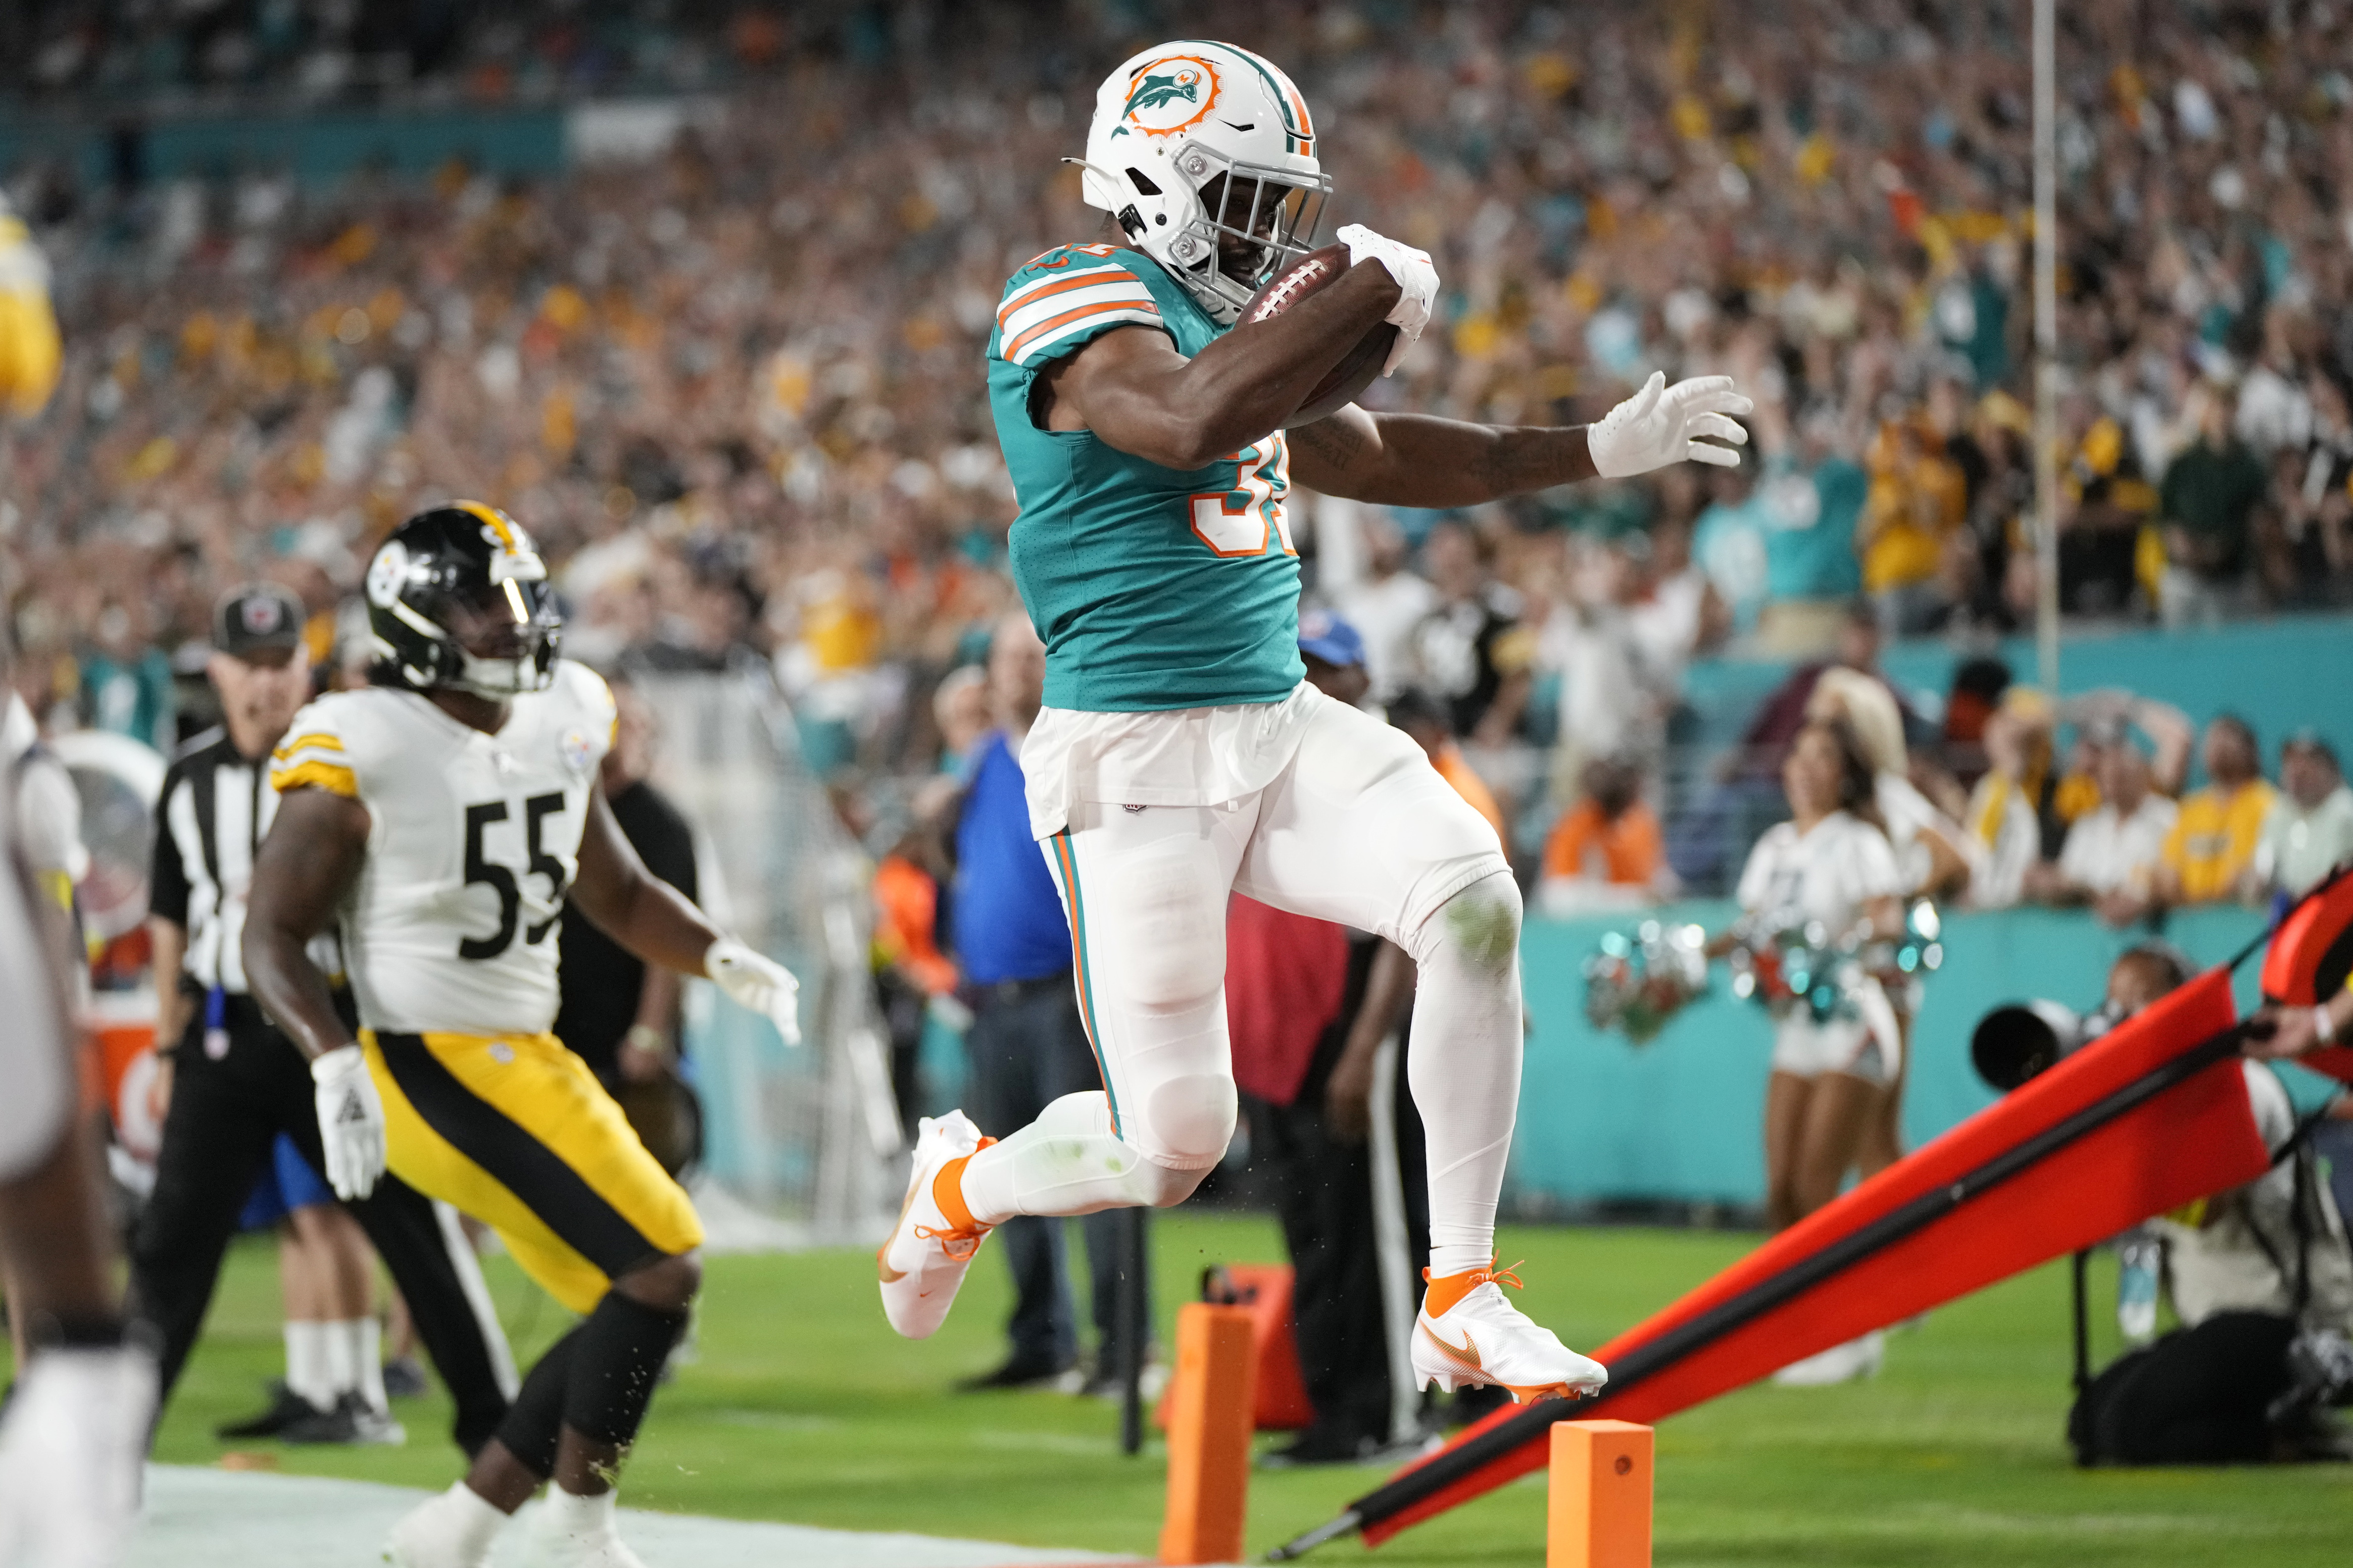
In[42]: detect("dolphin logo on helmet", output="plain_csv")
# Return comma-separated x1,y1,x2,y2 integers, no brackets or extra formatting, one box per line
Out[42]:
1125,67,1201,117
1069,40,1329,326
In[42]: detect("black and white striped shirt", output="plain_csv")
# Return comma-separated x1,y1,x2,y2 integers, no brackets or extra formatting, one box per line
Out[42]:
149,726,283,994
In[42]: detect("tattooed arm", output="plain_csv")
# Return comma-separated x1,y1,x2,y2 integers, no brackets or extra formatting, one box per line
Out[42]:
1285,405,1600,505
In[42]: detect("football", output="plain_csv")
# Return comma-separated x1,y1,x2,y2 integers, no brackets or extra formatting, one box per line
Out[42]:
1240,242,1398,428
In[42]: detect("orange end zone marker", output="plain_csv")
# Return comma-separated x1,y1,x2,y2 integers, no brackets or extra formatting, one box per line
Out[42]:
1547,1420,1653,1568
1159,1302,1258,1565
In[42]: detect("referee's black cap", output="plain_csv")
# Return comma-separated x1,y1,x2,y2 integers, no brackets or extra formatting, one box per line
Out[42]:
212,582,307,661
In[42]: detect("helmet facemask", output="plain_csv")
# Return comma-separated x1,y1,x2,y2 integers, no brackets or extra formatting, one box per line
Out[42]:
434,567,561,699
1155,146,1329,324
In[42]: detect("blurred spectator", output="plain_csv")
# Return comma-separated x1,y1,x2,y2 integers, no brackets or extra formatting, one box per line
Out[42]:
1228,618,1418,1464
2055,395,2160,618
1386,688,1507,848
1751,408,1867,658
2158,395,2272,629
2156,716,2277,907
1297,608,1371,708
1406,524,1533,746
1328,512,1435,705
1964,688,2062,909
81,597,174,751
1536,756,1671,917
2250,732,2353,900
1858,415,1967,636
932,665,989,777
2027,728,2178,927
943,614,1137,1392
1624,508,1730,685
1691,462,1773,640
554,677,699,1094
1535,535,1669,808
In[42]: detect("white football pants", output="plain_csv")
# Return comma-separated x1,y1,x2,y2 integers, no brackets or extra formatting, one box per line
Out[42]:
959,687,1522,1278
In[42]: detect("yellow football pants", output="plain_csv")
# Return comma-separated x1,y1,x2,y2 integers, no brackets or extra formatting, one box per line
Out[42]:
361,1029,702,1314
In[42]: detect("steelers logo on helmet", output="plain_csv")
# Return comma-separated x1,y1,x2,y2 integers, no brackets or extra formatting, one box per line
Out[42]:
1113,56,1221,139
364,502,562,699
365,538,411,608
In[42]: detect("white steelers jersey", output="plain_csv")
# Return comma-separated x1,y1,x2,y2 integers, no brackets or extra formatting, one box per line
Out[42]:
269,661,615,1037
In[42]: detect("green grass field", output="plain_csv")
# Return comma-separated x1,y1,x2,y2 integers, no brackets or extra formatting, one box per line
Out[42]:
106,1216,2353,1565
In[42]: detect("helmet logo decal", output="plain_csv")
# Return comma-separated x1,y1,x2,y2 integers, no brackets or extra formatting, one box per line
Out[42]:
365,540,411,608
1114,57,1220,139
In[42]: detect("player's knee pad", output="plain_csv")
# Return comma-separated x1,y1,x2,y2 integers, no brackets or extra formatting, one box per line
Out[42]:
1410,870,1522,974
1139,1071,1237,1171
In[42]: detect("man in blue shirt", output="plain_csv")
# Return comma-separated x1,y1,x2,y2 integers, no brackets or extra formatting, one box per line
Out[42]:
948,616,1143,1390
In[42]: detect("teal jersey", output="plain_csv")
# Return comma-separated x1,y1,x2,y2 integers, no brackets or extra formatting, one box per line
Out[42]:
987,243,1303,713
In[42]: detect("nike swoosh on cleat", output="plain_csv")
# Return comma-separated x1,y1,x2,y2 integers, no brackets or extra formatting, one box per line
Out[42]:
1421,1322,1483,1375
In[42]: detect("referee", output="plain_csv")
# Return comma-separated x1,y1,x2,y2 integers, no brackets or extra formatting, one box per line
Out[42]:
128,583,517,1454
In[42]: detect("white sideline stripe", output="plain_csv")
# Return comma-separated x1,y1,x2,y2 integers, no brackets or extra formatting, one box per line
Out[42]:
1006,309,1165,367
128,1465,1124,1567
997,262,1139,316
1000,281,1159,342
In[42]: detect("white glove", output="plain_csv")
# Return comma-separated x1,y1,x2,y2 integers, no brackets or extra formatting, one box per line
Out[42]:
1585,371,1755,478
1334,222,1438,375
311,1043,387,1201
0,1341,159,1568
707,936,803,1046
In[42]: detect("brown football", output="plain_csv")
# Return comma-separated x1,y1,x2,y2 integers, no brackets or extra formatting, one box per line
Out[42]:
1241,242,1398,428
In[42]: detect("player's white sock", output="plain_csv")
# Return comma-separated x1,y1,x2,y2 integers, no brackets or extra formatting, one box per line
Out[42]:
386,1481,507,1567
284,1321,334,1410
961,1090,1198,1224
339,1318,388,1412
1404,872,1524,1278
318,1316,357,1402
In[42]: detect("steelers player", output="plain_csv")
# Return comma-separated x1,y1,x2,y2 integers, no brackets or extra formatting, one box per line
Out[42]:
244,503,800,1568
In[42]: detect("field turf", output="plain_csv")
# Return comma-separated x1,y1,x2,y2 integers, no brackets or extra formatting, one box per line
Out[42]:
87,1214,2353,1564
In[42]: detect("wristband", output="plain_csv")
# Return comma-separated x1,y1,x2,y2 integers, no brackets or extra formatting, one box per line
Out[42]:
624,1024,672,1058
2317,1003,2338,1045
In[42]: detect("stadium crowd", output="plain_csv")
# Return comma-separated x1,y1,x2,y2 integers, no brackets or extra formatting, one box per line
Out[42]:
4,0,2353,900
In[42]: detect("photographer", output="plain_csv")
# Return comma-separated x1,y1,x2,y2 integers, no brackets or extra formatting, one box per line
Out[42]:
2070,946,2353,1464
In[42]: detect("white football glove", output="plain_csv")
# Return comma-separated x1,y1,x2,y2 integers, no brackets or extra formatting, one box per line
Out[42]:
1585,371,1754,478
0,1341,159,1568
1334,223,1438,375
311,1043,387,1201
707,936,803,1046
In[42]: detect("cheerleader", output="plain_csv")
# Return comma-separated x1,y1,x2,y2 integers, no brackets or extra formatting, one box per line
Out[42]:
1805,668,1974,1178
1708,718,1907,1386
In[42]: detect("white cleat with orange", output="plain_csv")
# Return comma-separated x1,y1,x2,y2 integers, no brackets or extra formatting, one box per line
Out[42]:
1412,1260,1609,1404
876,1111,995,1339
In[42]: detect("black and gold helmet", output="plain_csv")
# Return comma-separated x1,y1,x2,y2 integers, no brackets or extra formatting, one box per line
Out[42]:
364,501,561,698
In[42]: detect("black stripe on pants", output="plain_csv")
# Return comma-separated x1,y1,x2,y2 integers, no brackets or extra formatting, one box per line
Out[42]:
372,1032,661,1280
127,1003,513,1455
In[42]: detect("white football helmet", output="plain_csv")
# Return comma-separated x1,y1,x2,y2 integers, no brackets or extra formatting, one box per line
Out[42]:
1072,40,1331,325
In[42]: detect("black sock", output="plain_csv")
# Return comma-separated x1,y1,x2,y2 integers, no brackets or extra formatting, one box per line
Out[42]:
492,1326,583,1478
562,1291,687,1448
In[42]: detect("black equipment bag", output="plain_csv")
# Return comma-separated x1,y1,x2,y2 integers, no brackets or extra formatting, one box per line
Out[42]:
2068,1309,2298,1465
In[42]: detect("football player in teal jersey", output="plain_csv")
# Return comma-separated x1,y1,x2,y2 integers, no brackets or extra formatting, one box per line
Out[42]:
881,39,1751,1404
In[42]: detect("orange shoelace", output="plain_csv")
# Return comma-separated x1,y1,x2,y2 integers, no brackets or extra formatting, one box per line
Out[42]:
915,1137,997,1259
1422,1256,1527,1318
